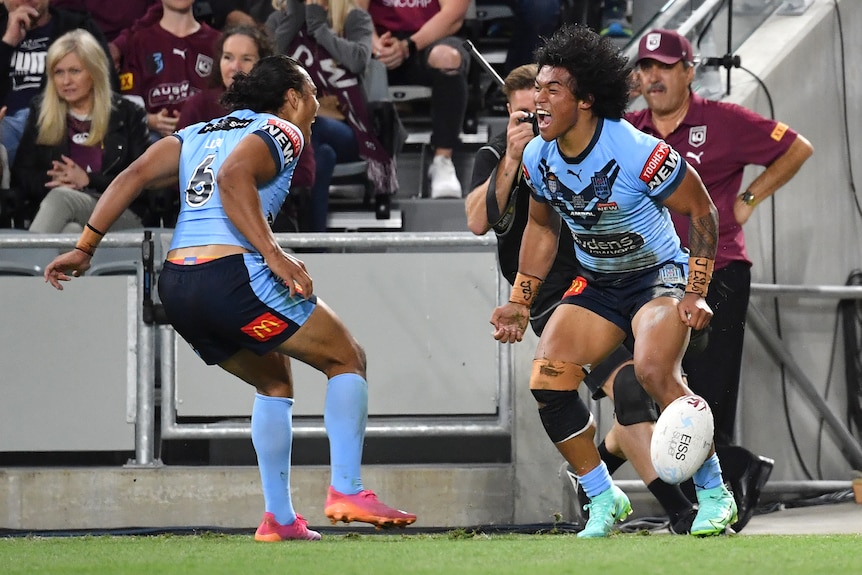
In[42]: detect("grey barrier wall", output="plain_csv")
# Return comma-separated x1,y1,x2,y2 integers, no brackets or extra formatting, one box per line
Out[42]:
0,275,137,452
172,252,500,418
0,232,511,460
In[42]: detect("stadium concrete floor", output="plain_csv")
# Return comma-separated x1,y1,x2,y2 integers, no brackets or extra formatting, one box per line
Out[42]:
740,501,861,535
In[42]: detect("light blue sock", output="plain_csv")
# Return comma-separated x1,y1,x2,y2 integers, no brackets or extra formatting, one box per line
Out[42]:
251,393,296,525
324,373,368,494
579,461,613,499
693,453,724,490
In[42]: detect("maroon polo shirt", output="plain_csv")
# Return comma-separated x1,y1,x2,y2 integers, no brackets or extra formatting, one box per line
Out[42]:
118,21,220,117
626,93,798,270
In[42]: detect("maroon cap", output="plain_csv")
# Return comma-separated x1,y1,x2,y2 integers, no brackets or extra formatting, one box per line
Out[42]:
636,29,694,65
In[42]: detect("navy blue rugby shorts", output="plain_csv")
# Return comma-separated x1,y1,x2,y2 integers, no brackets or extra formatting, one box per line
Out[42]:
559,260,686,396
558,260,687,334
158,253,318,365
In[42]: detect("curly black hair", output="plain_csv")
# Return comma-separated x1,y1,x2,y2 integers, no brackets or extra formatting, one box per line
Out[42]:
219,55,308,113
535,24,632,119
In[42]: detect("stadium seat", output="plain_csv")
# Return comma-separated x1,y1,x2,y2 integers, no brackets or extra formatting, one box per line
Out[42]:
0,261,41,276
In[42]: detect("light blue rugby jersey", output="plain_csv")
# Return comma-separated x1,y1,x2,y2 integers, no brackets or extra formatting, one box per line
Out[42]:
522,117,688,274
168,109,303,252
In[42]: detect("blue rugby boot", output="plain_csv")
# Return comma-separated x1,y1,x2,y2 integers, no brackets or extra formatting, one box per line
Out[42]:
691,483,738,536
577,485,632,538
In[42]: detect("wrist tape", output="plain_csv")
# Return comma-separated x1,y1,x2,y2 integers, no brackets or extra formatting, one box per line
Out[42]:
75,223,104,257
509,272,544,306
686,257,714,297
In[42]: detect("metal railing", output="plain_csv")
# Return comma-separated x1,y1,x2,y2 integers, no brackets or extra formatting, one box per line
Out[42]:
748,283,862,470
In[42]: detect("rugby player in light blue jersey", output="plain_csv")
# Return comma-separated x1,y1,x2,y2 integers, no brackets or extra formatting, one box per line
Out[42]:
489,25,736,538
45,54,416,541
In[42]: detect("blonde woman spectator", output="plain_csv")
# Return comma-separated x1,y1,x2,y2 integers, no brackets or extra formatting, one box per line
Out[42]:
0,0,113,165
13,29,150,233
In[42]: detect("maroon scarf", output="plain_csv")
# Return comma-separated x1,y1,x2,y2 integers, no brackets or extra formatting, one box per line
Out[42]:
287,28,398,196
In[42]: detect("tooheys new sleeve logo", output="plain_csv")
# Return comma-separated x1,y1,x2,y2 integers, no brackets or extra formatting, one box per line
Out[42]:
639,142,680,191
262,118,303,164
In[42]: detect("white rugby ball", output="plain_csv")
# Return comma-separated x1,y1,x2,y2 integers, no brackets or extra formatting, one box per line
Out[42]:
650,395,714,485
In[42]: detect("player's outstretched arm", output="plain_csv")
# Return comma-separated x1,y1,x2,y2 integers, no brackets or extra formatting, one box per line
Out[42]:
44,137,182,290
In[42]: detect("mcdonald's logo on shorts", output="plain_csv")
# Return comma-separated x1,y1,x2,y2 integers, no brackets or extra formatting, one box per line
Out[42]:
241,312,288,341
563,276,588,298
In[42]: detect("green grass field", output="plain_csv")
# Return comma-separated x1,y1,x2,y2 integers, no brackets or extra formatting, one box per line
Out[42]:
1,531,861,575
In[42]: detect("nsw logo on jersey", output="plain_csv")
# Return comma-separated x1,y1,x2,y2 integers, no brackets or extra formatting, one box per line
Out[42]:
639,142,680,191
592,173,611,200
260,119,302,164
539,158,620,229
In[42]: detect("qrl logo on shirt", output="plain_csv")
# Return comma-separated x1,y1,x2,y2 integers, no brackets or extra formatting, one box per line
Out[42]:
639,142,680,191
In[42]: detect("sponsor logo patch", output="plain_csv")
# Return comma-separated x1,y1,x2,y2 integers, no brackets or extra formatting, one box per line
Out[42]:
241,312,288,341
147,81,191,108
200,116,254,133
260,119,302,164
770,122,788,141
639,142,680,190
119,72,133,91
563,276,588,298
573,232,645,258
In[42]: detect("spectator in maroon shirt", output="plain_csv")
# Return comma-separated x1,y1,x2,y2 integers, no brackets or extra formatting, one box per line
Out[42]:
176,24,272,127
624,28,814,532
12,29,150,232
109,0,270,68
115,0,220,140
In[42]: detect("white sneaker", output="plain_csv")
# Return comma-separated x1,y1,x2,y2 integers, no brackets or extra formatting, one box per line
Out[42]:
428,155,462,199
